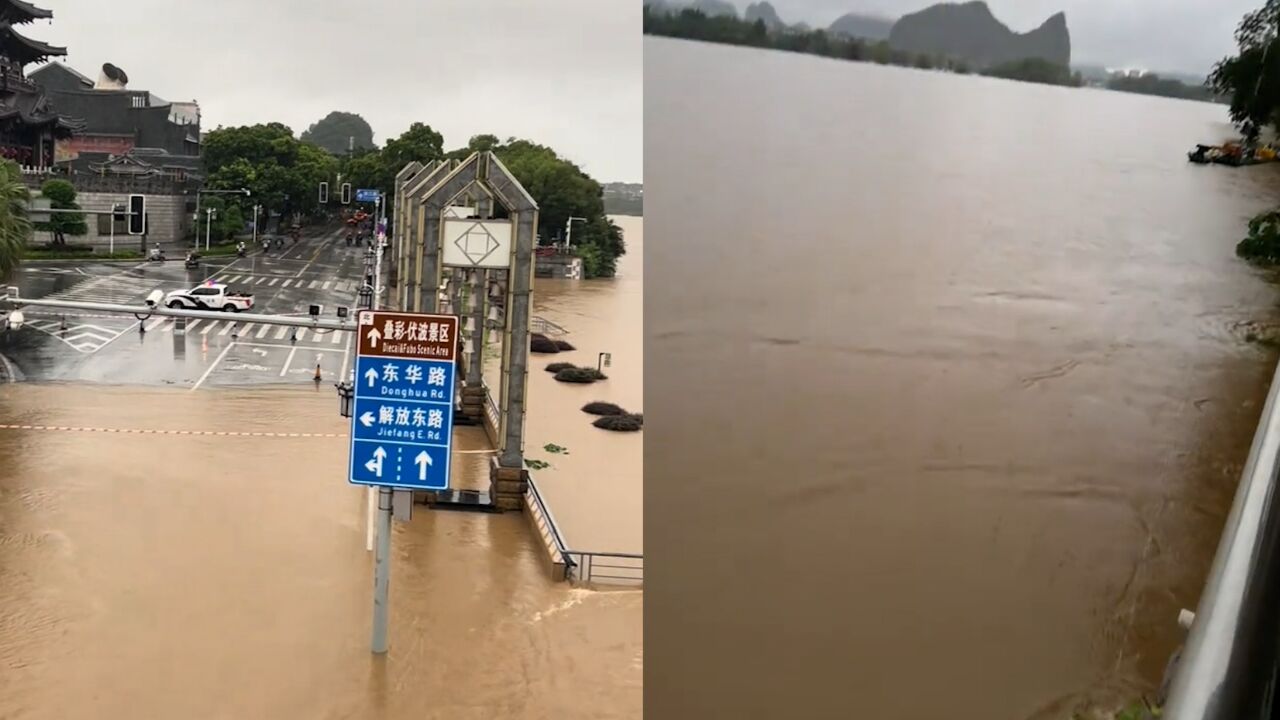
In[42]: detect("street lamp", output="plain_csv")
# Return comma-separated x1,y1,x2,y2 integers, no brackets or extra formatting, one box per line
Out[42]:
204,207,217,251
565,216,588,249
335,380,354,418
598,352,612,373
193,187,250,250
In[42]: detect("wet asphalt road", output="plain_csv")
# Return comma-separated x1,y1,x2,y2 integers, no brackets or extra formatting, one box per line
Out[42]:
0,226,375,389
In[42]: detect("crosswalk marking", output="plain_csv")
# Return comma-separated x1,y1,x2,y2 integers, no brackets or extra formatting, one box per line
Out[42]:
201,321,217,335
322,281,332,290
269,277,279,286
331,330,342,344
219,321,234,336
282,279,293,288
186,319,202,332
275,325,288,340
295,327,307,342
256,323,270,338
226,275,241,282
145,317,166,332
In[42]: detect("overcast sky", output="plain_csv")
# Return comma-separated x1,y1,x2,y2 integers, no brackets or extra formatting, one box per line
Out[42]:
751,0,1261,75
32,0,642,182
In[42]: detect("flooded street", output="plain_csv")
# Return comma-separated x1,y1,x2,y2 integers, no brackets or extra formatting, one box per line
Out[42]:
492,216,643,554
647,37,1280,719
0,385,640,719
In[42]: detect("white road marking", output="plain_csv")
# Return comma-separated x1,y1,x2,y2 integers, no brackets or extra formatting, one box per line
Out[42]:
201,321,218,335
268,277,279,286
280,345,298,377
309,280,320,289
282,279,293,287
256,323,270,338
331,329,342,344
295,327,307,342
274,325,288,340
340,331,352,379
219,321,235,336
145,317,166,332
190,341,236,392
186,319,202,332
322,281,332,290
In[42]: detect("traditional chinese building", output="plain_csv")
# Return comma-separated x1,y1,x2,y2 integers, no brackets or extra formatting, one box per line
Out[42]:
0,0,81,168
30,61,201,172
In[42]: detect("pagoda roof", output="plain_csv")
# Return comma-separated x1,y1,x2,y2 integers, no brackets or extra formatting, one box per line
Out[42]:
0,89,84,137
0,23,65,66
0,0,51,25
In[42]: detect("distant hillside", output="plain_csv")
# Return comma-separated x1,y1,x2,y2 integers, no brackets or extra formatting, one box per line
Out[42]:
647,0,738,18
889,1,1070,69
744,2,784,30
603,183,643,217
829,12,895,41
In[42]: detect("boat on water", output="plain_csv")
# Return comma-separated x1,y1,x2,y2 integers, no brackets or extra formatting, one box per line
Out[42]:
1188,142,1280,166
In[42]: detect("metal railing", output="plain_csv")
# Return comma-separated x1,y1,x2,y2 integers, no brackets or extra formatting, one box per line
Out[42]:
524,472,643,588
525,473,572,566
1163,358,1280,718
531,316,568,337
564,551,644,586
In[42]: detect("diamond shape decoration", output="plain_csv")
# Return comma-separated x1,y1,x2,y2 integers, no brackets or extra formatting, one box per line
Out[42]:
454,222,500,266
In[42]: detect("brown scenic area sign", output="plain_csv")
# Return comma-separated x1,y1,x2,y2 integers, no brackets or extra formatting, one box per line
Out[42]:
357,310,459,361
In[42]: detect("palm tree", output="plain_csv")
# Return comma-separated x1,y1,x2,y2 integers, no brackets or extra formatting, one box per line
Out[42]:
0,159,31,281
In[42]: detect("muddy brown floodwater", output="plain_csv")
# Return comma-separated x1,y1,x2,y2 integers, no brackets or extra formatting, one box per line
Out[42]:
647,37,1280,719
0,385,640,719
521,216,643,554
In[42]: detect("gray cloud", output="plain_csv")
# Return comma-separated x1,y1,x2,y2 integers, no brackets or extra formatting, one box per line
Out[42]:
35,0,642,181
750,0,1259,75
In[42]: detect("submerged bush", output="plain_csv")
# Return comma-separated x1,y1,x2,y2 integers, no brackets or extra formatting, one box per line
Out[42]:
530,335,561,353
554,366,607,384
582,401,626,416
545,362,575,373
554,339,576,351
1238,208,1280,264
593,414,643,432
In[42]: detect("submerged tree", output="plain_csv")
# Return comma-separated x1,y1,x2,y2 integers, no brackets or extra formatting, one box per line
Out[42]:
1210,0,1280,141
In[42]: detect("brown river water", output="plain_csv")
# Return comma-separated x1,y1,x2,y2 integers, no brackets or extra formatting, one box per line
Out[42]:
0,389,640,711
646,37,1280,719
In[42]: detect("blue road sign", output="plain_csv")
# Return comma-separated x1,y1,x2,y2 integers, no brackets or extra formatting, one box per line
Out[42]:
348,311,459,491
355,188,380,204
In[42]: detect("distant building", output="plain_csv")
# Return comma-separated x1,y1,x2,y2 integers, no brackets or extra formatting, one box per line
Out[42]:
0,0,82,169
30,60,201,177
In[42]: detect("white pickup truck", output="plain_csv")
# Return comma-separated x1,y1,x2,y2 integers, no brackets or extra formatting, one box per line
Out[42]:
164,282,254,312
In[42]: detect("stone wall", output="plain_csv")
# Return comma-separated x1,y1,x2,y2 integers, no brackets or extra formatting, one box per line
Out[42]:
29,191,193,248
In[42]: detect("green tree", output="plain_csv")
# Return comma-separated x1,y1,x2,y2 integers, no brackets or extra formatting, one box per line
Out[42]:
300,111,376,155
203,123,338,223
0,160,30,278
34,178,86,247
1210,0,1280,141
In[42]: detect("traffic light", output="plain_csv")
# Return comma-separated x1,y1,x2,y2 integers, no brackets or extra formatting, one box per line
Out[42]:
127,194,145,235
112,203,126,223
341,183,352,205
319,181,329,204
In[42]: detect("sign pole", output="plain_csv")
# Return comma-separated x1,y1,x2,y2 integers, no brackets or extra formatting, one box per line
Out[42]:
371,485,393,653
